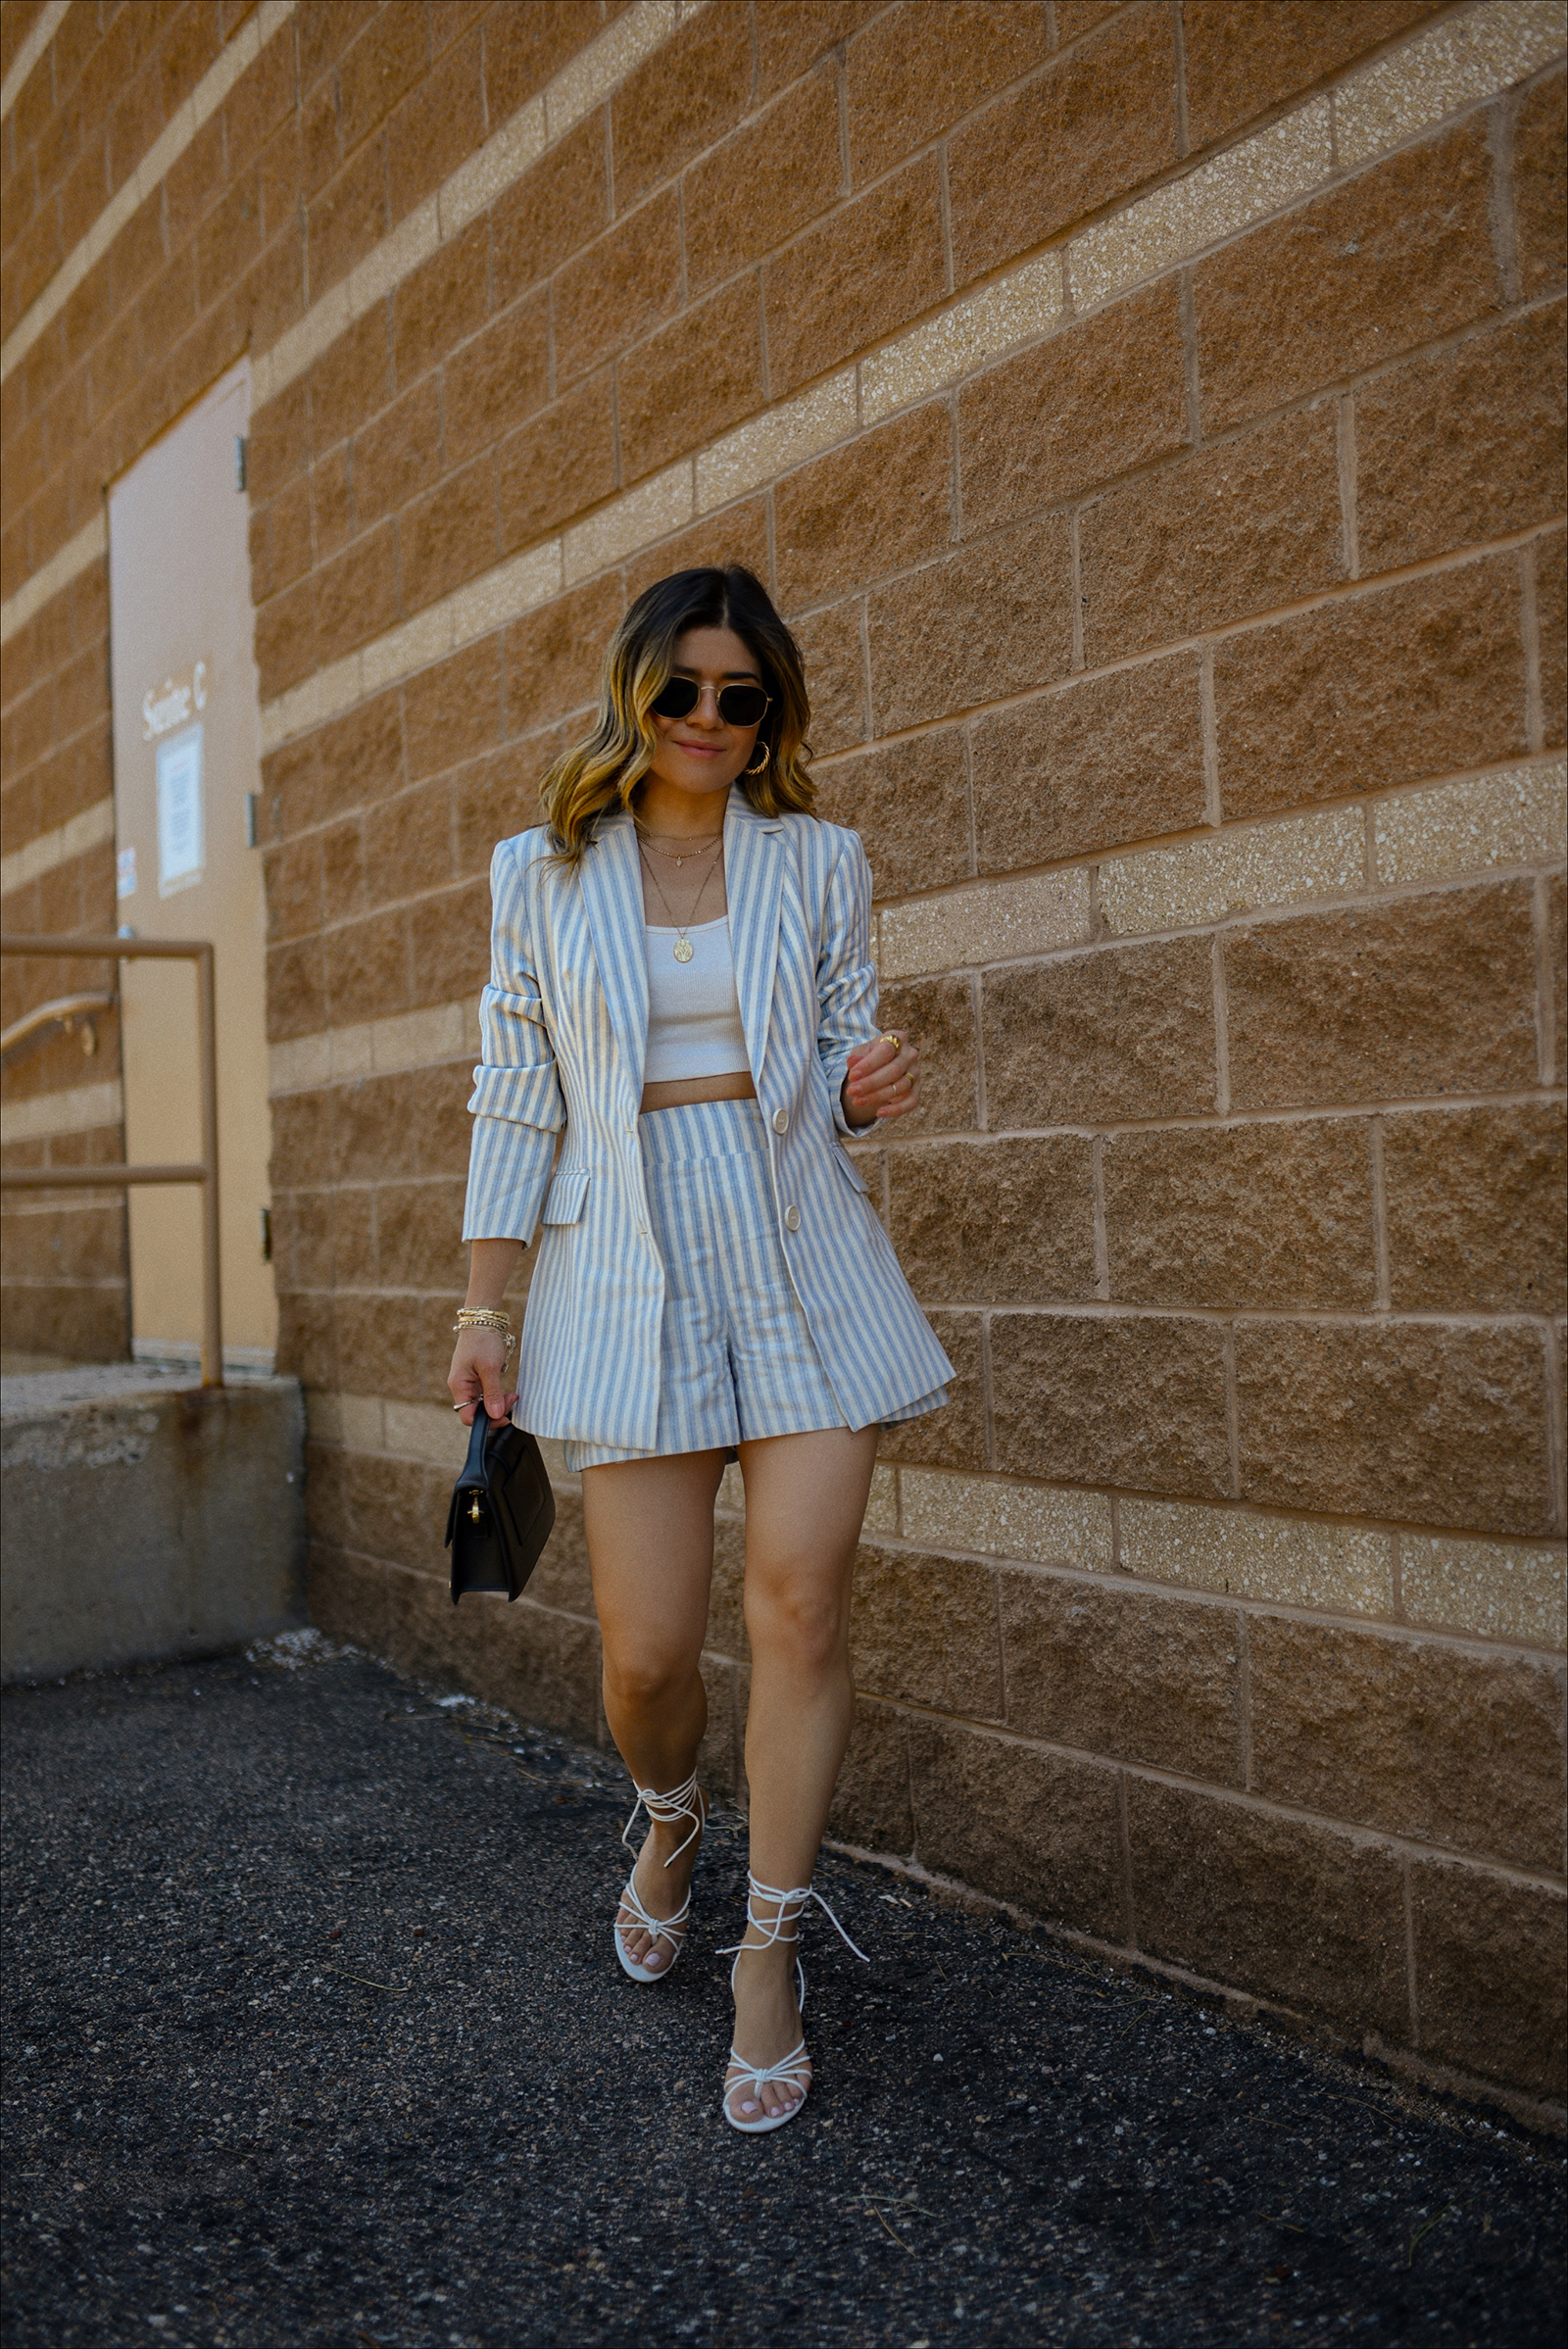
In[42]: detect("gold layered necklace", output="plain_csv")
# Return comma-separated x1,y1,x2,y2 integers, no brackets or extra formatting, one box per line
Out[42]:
639,838,723,962
637,827,722,869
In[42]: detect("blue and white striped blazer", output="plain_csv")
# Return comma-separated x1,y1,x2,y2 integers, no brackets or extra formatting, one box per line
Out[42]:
462,791,954,1451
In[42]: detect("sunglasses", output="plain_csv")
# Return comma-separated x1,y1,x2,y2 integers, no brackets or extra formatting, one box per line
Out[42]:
650,675,771,727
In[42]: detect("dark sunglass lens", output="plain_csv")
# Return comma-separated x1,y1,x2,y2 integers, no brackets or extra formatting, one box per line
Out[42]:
716,684,768,725
650,677,701,719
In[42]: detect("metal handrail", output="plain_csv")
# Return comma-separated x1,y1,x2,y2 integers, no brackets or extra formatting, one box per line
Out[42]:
0,933,222,1386
0,990,115,1057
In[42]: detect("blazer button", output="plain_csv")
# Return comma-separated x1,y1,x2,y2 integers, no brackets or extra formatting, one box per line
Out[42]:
783,1204,801,1232
772,1108,789,1134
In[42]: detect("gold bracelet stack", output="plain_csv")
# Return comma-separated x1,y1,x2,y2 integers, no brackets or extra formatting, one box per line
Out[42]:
453,1306,516,1364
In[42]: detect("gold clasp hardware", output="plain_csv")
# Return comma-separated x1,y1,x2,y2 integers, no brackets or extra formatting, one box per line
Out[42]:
468,1494,482,1523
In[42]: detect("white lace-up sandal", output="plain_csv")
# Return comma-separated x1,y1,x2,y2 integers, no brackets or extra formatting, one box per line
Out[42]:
612,1765,707,1983
718,1874,868,2133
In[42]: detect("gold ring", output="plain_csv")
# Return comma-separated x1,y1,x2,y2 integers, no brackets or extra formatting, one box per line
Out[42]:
879,1030,902,1050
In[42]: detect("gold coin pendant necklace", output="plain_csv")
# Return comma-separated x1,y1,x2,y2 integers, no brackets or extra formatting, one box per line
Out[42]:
640,838,722,962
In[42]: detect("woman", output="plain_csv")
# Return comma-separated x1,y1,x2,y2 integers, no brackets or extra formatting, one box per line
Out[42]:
447,566,952,2133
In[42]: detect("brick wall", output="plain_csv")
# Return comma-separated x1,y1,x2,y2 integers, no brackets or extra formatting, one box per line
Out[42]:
2,0,1564,2117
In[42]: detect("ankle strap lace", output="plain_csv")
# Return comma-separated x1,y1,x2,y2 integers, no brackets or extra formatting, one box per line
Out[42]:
719,1873,870,1965
621,1765,705,1866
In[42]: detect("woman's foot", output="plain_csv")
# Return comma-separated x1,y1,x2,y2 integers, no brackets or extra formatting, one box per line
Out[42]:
615,1799,705,1976
724,1934,810,2124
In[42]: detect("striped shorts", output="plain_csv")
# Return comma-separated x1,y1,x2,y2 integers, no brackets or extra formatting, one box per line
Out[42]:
562,1096,944,1471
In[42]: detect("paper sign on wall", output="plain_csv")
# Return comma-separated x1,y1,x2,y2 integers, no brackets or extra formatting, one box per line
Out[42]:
156,725,204,895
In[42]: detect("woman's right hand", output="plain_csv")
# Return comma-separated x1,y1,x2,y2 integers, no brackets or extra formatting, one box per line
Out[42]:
448,1326,516,1428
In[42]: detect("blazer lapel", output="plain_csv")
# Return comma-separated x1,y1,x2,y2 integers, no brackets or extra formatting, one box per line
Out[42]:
579,809,650,1099
725,794,785,1081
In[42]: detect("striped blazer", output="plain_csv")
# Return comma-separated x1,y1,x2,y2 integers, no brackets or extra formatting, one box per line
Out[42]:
462,791,955,1452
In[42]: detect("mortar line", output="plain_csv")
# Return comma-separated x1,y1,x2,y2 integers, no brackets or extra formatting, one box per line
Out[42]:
947,384,964,545
1170,0,1190,160
756,230,773,406
1520,539,1544,753
980,1308,997,1471
1533,870,1559,1087
1223,1319,1240,1498
971,969,988,1131
1370,1116,1392,1311
1068,509,1085,671
1210,934,1230,1117
1489,82,1521,306
1117,1770,1138,1949
1542,1320,1567,1535
1092,1135,1109,1299
937,141,956,299
1237,1609,1252,1791
1198,646,1220,826
960,714,978,879
1336,391,1359,579
856,592,873,743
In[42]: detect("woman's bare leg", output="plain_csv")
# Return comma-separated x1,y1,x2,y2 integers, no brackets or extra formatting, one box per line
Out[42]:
727,1424,879,2119
581,1448,727,1971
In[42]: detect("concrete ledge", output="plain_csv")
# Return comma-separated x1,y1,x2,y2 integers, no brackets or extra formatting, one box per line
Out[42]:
1,1366,306,1681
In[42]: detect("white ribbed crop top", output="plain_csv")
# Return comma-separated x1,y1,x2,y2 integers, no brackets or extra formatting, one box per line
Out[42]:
643,918,751,1084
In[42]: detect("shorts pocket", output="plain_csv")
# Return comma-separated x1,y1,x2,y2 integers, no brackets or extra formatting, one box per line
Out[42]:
541,1166,590,1225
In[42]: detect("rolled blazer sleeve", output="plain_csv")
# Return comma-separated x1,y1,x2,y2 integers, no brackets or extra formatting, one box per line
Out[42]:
815,828,882,1139
462,837,565,1242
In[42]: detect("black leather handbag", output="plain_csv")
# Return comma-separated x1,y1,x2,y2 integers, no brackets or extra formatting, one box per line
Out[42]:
445,1402,556,1604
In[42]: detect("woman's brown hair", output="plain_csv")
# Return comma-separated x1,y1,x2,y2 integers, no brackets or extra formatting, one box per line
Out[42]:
539,565,814,862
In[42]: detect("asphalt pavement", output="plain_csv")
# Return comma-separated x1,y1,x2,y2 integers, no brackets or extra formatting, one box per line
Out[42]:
2,1636,1563,2348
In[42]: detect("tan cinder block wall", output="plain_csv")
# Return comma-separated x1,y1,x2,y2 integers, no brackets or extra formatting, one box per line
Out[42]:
2,0,1565,2114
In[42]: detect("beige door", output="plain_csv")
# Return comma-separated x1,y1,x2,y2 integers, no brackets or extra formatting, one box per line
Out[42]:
108,359,274,1369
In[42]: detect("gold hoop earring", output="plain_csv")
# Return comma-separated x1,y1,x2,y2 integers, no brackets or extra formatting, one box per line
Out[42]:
742,742,770,777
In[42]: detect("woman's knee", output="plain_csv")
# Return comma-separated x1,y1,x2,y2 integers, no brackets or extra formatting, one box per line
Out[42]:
746,1570,850,1676
601,1641,699,1714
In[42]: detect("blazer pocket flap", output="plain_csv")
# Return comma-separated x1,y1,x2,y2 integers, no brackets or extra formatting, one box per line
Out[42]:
541,1167,591,1225
834,1148,871,1196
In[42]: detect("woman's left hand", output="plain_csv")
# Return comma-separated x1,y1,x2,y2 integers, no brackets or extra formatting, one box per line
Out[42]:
843,1032,921,1128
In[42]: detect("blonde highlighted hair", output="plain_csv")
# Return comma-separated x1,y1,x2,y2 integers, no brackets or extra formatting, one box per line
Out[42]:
540,566,814,861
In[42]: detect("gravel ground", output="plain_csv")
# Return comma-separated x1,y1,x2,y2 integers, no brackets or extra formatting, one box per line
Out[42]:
2,1639,1563,2349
